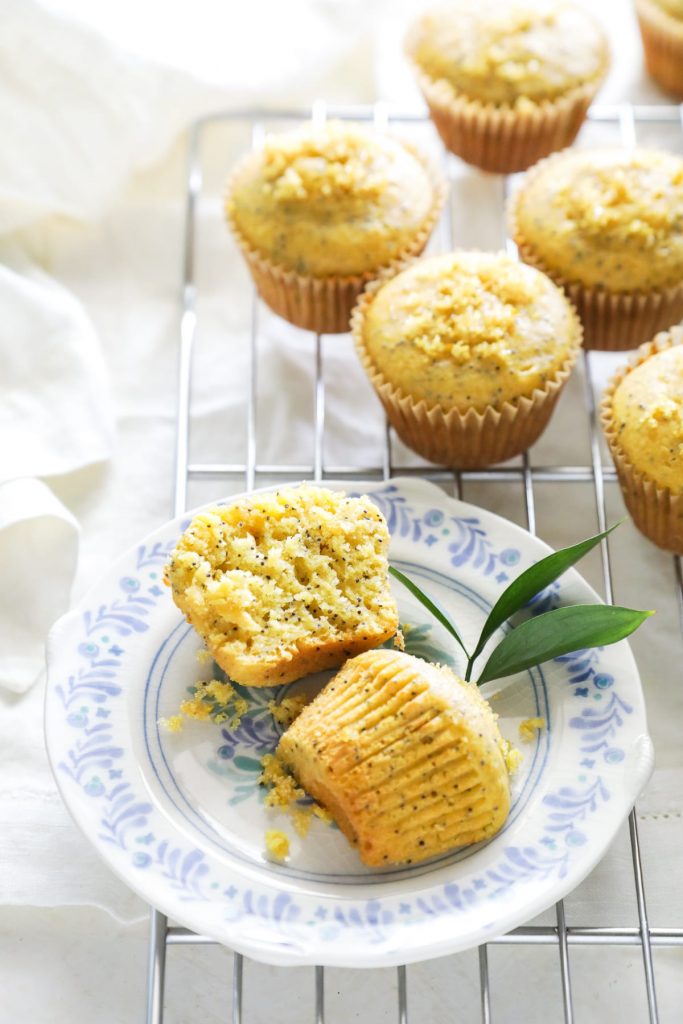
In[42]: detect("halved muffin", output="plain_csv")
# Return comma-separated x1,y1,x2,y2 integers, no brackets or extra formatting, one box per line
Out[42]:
277,649,513,866
164,487,398,687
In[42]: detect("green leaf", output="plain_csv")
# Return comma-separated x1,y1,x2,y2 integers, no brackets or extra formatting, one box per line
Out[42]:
466,521,623,678
389,565,469,657
476,604,652,686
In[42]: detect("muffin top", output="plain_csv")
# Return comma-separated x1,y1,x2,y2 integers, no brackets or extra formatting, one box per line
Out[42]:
227,122,436,278
645,0,683,20
361,252,580,413
611,343,683,493
406,0,608,106
513,148,683,292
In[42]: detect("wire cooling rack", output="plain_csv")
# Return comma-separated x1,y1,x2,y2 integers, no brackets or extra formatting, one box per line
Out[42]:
145,102,683,1024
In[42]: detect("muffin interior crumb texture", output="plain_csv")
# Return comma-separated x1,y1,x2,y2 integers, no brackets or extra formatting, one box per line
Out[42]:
164,486,398,686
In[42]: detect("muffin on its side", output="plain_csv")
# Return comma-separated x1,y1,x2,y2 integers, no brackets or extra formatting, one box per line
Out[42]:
164,486,399,687
225,122,445,334
636,0,683,99
601,325,683,553
278,649,513,867
510,147,683,350
405,0,609,173
352,251,582,468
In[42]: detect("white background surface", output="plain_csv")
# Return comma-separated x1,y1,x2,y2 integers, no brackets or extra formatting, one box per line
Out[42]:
1,0,682,1021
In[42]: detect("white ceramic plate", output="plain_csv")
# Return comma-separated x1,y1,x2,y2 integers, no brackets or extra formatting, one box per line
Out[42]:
45,478,653,967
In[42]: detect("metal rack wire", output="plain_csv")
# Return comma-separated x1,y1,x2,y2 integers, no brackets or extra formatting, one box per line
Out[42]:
146,102,683,1024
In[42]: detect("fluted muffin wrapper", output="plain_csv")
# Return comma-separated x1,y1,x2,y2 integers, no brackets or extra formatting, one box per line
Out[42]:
224,141,446,335
351,273,582,469
407,60,603,174
601,326,683,554
636,0,683,100
278,650,510,866
509,161,683,351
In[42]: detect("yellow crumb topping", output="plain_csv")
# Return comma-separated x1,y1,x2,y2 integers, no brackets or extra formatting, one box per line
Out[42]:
227,123,435,277
519,717,546,742
195,647,213,665
611,345,683,493
268,695,309,727
164,486,398,688
264,830,290,862
514,148,683,291
407,0,607,106
260,123,388,203
363,251,580,413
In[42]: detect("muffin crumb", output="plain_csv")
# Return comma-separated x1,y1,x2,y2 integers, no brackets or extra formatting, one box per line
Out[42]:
519,717,546,742
264,830,290,862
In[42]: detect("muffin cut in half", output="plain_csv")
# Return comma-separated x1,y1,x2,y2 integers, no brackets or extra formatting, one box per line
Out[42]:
164,487,399,687
277,649,513,867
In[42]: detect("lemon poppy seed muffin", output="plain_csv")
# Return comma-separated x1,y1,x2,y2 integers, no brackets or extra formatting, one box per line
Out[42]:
164,486,399,687
636,0,683,99
225,122,445,333
405,0,609,172
602,325,683,552
353,251,582,467
511,147,683,349
277,649,513,867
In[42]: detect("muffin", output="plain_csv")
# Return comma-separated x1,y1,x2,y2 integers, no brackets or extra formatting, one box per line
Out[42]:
164,486,399,686
225,122,445,334
601,325,683,553
278,649,513,867
636,0,683,99
405,0,609,173
511,147,683,350
352,251,582,468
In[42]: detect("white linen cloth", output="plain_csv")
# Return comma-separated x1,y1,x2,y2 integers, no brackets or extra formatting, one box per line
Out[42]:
1,0,682,1020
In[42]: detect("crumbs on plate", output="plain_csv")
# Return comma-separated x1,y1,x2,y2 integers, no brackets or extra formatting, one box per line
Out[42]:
519,717,546,742
159,678,249,732
264,830,290,862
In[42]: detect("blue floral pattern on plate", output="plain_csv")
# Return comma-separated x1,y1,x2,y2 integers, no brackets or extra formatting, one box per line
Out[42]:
45,478,652,968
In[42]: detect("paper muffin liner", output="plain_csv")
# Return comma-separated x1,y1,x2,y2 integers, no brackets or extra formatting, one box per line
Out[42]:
601,325,683,554
224,141,446,335
351,271,582,469
278,650,509,866
407,62,602,175
636,0,683,100
509,158,683,351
